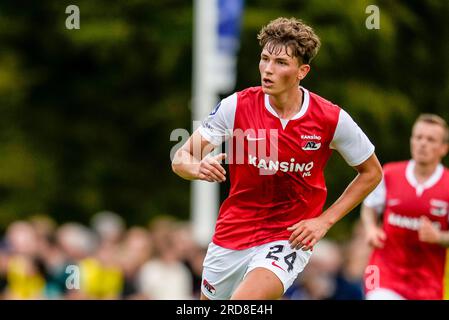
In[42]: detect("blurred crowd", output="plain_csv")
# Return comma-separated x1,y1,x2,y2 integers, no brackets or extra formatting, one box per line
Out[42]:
284,221,371,300
0,212,371,300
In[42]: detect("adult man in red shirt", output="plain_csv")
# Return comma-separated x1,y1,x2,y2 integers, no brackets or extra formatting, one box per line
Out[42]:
172,17,382,300
362,114,449,299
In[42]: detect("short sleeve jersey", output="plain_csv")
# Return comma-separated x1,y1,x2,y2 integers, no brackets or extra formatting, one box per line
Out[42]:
364,160,449,299
199,86,375,249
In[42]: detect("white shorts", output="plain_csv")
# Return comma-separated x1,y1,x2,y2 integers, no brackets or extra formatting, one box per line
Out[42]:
365,288,405,300
201,240,312,300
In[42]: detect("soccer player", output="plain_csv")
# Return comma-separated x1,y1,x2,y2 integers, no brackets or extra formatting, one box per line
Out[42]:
362,114,449,300
172,17,382,300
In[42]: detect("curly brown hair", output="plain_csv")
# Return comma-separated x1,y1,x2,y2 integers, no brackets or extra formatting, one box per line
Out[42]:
257,17,321,65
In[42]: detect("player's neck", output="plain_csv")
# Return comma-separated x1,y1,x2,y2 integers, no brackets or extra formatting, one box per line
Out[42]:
269,87,303,120
413,161,440,184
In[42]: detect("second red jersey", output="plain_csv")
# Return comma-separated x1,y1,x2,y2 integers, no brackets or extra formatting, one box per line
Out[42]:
365,161,449,299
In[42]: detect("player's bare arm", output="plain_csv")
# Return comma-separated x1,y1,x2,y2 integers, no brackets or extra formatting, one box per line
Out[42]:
361,204,387,248
172,129,227,182
288,153,382,250
418,216,449,247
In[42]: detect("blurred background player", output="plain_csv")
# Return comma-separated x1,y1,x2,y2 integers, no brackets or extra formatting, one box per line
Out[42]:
172,17,382,300
361,114,449,300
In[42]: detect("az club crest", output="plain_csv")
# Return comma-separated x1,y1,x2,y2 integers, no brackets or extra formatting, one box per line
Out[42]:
302,141,321,151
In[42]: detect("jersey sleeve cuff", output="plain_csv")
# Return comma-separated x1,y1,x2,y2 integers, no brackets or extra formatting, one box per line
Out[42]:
198,127,222,146
362,200,385,215
346,145,375,167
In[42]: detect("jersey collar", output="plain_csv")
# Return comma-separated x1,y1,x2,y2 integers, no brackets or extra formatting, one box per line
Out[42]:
264,86,310,122
406,160,443,196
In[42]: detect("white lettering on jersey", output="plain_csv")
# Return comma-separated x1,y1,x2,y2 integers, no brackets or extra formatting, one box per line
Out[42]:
387,213,441,231
248,154,313,177
301,134,321,140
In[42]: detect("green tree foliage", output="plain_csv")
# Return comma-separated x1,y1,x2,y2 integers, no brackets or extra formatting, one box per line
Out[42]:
0,1,448,236
0,0,193,227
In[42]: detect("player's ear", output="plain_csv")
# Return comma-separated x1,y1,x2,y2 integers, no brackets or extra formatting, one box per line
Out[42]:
297,64,311,81
441,141,449,158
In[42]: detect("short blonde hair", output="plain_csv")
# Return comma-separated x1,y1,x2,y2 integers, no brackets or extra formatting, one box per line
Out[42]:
257,17,321,64
414,113,449,143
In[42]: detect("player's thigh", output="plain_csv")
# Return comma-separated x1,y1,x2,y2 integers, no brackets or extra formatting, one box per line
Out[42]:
232,240,312,300
231,267,283,300
201,242,252,300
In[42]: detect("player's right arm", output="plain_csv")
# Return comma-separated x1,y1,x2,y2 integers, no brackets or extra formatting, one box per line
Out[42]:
172,93,237,182
171,129,227,182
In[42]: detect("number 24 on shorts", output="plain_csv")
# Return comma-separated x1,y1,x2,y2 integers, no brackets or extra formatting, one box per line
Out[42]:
265,245,296,272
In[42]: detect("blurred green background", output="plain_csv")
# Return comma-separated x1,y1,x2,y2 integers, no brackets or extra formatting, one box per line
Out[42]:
0,0,448,238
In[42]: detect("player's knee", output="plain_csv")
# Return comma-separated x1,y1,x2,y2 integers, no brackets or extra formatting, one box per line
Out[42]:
200,292,210,300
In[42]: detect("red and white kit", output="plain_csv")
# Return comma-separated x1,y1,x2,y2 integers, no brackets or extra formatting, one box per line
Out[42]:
200,86,374,249
364,160,449,299
199,86,374,299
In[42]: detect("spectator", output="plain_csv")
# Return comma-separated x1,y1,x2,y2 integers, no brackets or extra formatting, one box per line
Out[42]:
137,219,192,299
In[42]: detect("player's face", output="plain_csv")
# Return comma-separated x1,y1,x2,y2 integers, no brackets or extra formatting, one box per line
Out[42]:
410,121,449,166
259,44,310,96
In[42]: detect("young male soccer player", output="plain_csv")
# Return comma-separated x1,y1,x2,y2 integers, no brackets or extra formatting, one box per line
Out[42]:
172,17,382,300
362,114,449,300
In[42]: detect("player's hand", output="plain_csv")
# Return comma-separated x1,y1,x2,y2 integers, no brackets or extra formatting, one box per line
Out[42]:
365,225,386,248
287,217,330,251
197,153,227,183
418,216,441,244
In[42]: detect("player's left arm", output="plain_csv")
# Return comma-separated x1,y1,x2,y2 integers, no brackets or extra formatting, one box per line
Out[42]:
418,216,449,247
288,154,382,250
288,109,382,251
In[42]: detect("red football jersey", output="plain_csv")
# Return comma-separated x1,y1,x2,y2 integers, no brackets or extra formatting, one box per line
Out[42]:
199,86,374,250
365,161,449,299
